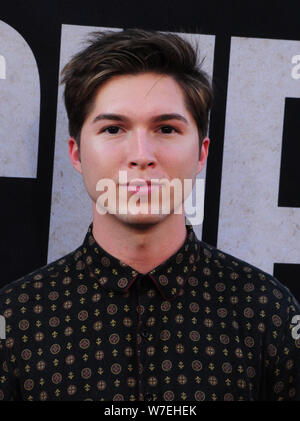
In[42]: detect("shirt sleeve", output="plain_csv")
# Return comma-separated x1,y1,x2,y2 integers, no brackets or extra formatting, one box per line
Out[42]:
262,290,300,401
0,298,22,401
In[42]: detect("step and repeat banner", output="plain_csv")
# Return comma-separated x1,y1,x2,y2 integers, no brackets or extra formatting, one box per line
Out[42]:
0,2,300,301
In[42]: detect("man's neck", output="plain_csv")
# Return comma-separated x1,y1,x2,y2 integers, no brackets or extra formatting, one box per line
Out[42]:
91,207,187,274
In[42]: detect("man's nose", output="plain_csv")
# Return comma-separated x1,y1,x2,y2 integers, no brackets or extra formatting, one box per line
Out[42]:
127,129,157,169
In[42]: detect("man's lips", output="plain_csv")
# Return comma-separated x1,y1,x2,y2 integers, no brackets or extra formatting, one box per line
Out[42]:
120,179,162,186
126,184,161,194
118,179,163,194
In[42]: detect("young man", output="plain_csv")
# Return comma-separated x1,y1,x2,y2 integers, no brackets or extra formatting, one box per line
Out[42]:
0,28,299,402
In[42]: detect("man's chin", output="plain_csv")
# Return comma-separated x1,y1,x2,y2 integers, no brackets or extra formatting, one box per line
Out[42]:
94,201,184,226
113,211,167,228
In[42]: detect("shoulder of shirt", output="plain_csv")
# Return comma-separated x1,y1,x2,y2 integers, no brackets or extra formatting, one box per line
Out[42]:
0,243,84,308
196,238,300,311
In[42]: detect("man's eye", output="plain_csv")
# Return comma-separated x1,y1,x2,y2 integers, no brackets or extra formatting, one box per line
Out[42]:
100,125,178,135
159,126,178,134
102,126,122,134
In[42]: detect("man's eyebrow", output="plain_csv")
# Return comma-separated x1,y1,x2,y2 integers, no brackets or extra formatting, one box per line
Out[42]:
91,113,189,125
151,113,188,124
92,113,129,124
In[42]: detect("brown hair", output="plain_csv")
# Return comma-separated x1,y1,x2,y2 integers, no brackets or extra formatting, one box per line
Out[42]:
61,28,213,151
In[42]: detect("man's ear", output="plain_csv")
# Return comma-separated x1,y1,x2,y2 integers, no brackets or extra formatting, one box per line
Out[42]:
68,137,82,174
197,137,210,175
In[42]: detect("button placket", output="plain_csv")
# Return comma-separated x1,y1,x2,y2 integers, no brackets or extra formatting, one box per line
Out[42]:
136,274,155,401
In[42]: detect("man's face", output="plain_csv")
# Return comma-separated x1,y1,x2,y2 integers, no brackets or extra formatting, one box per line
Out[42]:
69,72,209,226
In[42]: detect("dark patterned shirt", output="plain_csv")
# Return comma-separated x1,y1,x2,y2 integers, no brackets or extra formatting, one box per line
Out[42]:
0,222,299,401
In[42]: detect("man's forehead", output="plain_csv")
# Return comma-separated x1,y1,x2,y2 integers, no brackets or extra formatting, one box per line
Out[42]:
87,73,192,121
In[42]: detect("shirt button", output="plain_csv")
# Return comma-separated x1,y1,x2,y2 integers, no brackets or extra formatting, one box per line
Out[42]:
144,393,153,401
141,330,150,339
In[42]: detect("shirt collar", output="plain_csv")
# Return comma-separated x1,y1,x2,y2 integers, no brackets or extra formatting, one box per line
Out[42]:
82,220,200,301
